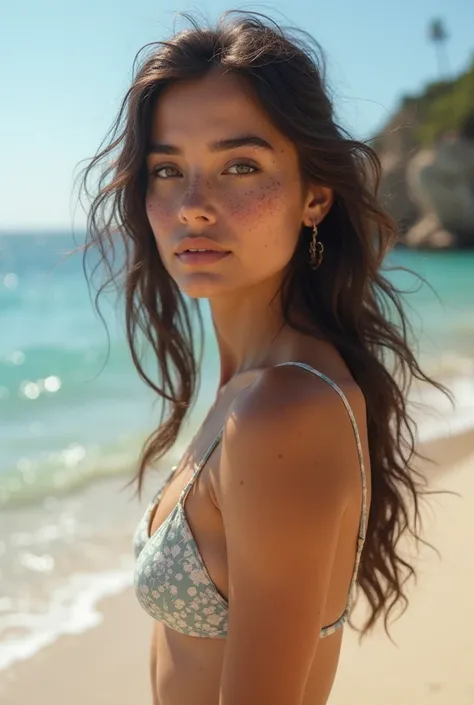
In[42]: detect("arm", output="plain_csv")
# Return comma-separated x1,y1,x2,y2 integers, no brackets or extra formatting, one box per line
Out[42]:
217,368,356,705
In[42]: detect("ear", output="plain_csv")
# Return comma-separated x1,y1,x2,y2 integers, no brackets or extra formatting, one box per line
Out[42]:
302,185,334,228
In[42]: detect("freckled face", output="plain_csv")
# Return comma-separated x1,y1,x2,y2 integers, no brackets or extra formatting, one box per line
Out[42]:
145,70,307,299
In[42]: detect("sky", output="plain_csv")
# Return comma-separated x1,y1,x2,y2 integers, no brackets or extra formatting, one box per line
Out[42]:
1,0,473,231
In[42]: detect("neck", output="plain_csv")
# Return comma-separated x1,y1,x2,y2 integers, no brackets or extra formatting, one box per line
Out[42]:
209,274,292,388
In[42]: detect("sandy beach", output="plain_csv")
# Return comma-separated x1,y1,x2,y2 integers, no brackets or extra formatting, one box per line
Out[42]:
1,430,473,705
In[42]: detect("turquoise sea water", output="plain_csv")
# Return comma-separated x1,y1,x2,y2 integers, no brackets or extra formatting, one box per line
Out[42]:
1,231,473,508
0,232,219,508
0,230,473,673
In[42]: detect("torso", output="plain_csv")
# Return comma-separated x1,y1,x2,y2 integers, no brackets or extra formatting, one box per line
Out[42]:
135,358,371,705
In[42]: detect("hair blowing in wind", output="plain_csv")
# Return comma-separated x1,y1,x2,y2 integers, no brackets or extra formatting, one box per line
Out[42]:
78,10,451,636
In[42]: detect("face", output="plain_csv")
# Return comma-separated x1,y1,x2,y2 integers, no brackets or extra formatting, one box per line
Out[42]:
145,69,325,300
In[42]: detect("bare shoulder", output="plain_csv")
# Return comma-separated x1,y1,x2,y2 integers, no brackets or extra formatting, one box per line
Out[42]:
229,362,365,428
219,363,366,507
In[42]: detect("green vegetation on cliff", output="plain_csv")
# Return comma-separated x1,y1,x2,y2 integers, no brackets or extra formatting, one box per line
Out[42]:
400,57,474,146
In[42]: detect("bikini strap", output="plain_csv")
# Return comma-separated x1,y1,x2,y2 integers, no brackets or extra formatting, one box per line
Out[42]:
179,426,224,505
179,375,262,505
275,361,368,618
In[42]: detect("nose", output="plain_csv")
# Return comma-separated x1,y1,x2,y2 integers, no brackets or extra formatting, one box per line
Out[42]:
178,178,217,226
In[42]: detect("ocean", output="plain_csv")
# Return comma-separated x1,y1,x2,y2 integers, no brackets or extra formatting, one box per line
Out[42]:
1,231,473,672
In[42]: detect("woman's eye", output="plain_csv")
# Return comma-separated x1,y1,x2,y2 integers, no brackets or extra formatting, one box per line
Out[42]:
226,163,259,176
150,165,181,179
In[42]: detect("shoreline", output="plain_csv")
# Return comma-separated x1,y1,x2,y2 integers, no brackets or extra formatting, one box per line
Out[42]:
0,591,152,705
1,428,474,704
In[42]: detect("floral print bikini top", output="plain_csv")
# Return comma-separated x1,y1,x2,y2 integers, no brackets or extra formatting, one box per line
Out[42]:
133,362,368,639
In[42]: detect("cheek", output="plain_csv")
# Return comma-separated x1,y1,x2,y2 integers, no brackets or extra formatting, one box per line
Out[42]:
145,193,174,227
226,178,299,255
226,178,282,218
145,193,176,257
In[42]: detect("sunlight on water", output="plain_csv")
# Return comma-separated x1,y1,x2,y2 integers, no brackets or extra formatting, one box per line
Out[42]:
10,351,25,365
4,273,19,289
19,375,62,400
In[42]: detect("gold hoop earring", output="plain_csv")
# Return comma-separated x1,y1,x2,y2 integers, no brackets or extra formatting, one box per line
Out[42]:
309,222,324,269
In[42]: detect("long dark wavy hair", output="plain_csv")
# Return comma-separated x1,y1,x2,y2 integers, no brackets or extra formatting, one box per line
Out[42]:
78,11,450,635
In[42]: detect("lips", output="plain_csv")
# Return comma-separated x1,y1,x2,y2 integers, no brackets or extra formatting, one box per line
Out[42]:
175,237,229,256
181,247,217,253
175,237,231,266
176,250,230,265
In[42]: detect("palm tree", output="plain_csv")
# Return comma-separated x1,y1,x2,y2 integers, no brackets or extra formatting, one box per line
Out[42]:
428,19,450,79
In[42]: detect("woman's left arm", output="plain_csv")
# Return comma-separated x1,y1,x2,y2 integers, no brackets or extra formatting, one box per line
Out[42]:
218,370,356,705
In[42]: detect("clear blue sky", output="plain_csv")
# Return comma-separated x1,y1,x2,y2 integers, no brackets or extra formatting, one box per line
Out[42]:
1,0,472,230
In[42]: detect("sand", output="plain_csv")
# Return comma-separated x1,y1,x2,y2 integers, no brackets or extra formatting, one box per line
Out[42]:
0,593,152,705
1,431,473,705
330,431,474,705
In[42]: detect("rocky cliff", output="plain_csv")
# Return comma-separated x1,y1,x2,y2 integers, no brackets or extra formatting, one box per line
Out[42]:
374,58,474,248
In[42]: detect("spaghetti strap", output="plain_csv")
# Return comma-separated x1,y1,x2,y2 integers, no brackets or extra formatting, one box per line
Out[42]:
179,425,225,505
275,361,368,634
179,373,261,505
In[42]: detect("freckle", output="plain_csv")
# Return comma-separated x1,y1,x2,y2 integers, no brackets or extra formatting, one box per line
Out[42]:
240,480,244,485
277,453,283,459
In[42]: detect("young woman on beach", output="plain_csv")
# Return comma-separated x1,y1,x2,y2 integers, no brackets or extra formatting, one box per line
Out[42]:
81,11,447,705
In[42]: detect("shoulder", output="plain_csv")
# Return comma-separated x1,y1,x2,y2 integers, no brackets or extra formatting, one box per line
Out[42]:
219,364,364,510
229,363,363,431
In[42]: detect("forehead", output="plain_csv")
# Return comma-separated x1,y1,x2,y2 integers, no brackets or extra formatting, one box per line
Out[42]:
150,69,289,149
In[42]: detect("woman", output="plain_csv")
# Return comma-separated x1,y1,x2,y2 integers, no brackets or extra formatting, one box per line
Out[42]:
80,11,446,705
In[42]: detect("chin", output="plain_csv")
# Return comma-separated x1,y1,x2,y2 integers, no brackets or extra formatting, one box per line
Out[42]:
174,272,233,300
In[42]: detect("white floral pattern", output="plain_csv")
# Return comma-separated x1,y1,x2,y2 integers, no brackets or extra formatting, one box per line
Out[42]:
133,467,229,639
132,361,369,641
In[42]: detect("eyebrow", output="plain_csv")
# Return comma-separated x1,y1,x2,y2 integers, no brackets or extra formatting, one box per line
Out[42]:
147,135,275,155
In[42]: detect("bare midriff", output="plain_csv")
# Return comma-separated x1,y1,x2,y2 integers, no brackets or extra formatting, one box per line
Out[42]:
150,621,343,705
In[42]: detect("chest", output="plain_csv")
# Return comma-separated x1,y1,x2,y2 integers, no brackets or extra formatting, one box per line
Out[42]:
146,438,229,601
138,369,262,601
